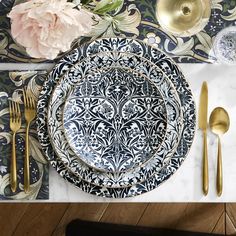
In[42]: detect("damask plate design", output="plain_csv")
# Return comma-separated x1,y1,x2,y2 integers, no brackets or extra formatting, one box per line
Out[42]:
37,38,196,198
63,67,168,173
47,52,182,188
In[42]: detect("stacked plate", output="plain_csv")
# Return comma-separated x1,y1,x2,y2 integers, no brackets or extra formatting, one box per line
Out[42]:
37,38,196,198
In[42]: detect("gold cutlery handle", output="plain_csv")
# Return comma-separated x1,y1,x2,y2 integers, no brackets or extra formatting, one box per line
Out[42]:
203,131,208,195
11,132,17,192
217,136,222,196
24,123,30,193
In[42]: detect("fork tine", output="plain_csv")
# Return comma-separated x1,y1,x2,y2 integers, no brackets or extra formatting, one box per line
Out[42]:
14,101,18,122
16,102,21,121
17,102,20,116
30,96,35,109
25,88,29,107
32,96,36,109
23,88,28,108
12,101,16,122
29,96,32,109
9,101,13,123
23,89,26,105
26,90,31,109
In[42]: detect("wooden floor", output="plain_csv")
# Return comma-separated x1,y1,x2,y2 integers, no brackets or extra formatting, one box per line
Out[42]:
1,203,236,235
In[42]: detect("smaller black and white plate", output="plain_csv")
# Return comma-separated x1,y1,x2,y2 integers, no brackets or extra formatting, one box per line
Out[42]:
63,66,168,173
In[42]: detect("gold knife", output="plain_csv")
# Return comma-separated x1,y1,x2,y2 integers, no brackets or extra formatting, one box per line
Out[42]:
199,81,208,195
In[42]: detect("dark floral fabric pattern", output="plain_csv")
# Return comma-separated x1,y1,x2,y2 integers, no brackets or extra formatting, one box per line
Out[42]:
0,0,236,63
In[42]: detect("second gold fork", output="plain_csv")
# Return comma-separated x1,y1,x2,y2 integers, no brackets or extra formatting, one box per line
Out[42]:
23,88,36,193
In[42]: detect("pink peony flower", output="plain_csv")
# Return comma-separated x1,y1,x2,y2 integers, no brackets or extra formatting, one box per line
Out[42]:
8,0,95,59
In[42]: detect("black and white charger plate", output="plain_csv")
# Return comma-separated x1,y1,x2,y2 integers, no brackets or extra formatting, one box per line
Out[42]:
47,53,182,188
37,38,196,198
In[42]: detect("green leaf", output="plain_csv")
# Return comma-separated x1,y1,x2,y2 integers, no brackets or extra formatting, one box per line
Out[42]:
94,0,123,14
113,4,141,36
94,0,112,11
195,32,212,54
81,0,92,4
85,15,115,39
222,6,236,21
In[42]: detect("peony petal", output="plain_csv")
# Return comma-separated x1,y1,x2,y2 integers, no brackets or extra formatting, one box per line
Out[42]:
15,27,38,48
26,45,45,59
8,0,96,59
37,42,59,59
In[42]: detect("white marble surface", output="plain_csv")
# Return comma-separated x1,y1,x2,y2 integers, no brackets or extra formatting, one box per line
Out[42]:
1,63,236,202
48,63,236,202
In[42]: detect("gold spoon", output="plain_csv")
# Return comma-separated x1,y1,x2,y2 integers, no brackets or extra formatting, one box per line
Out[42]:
209,107,230,197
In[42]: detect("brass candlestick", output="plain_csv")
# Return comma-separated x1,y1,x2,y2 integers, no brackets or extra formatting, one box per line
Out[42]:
156,0,211,37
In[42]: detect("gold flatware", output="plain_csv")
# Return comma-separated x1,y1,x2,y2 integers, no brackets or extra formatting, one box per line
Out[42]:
23,88,36,193
9,100,21,192
209,107,230,197
199,81,208,195
156,0,211,37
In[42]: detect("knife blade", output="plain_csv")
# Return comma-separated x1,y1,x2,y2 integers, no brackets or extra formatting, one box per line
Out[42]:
199,81,208,196
199,81,208,130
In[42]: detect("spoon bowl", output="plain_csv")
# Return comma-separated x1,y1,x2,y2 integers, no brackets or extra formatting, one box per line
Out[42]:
209,107,230,136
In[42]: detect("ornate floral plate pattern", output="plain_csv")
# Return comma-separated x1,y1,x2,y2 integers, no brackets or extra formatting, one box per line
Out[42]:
0,71,49,200
1,0,236,63
37,38,196,198
47,55,182,188
63,67,168,173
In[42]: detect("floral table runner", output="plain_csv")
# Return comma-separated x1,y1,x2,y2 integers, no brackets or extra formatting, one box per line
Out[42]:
0,70,49,200
0,0,236,63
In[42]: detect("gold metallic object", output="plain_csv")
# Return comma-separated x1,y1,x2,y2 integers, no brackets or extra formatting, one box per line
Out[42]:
198,81,208,195
9,100,21,192
209,107,230,197
156,0,211,37
23,88,36,193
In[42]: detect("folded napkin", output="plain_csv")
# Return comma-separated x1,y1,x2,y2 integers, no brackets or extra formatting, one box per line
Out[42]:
66,220,224,236
0,70,49,200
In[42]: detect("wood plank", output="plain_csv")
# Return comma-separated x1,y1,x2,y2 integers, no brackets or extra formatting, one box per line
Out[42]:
137,203,188,228
12,203,69,236
168,203,224,233
100,203,148,225
137,203,224,233
226,213,236,235
52,203,108,236
0,203,230,236
226,204,236,228
211,212,225,235
0,203,29,236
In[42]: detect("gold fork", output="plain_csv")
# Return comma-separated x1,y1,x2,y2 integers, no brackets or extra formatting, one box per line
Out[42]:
9,100,21,192
23,88,36,193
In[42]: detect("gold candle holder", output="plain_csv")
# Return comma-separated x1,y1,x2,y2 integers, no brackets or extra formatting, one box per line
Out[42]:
156,0,211,37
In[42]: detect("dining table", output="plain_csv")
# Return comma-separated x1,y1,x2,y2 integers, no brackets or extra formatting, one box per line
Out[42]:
0,62,235,202
1,0,236,202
